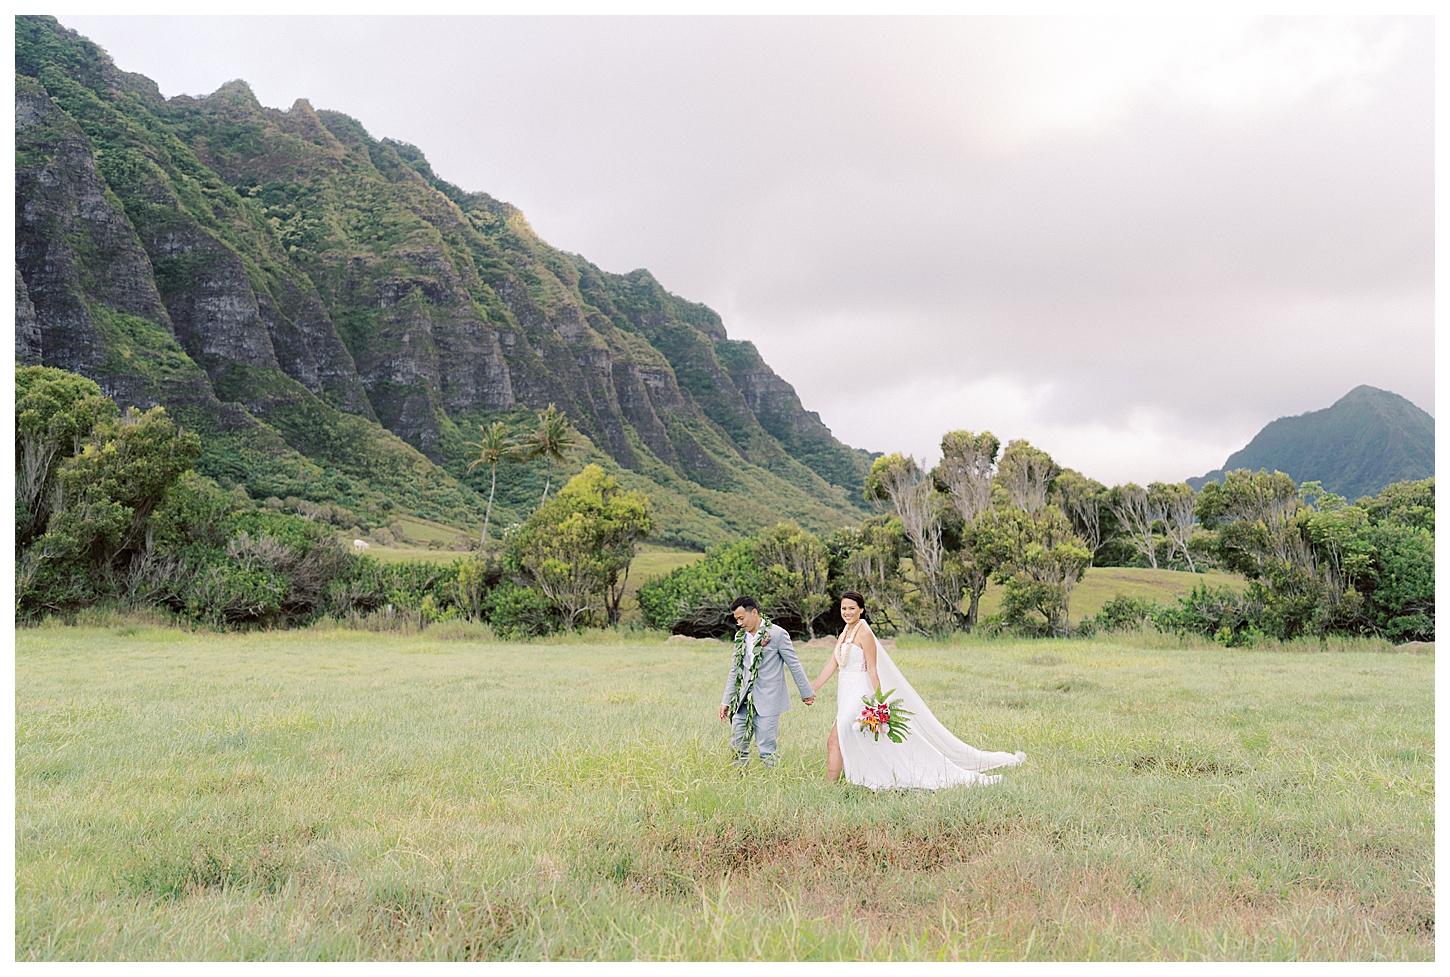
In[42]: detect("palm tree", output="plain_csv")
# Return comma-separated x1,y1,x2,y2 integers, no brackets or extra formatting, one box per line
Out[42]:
521,404,578,508
465,421,517,547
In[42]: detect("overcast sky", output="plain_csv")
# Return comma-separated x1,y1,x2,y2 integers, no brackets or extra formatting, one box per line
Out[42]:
60,15,1434,485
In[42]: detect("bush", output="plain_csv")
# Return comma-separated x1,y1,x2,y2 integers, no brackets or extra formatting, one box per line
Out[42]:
447,556,501,621
1090,594,1159,633
183,561,287,627
637,538,770,637
638,524,847,638
486,580,557,638
1153,582,1266,647
1360,521,1434,642
17,402,200,618
824,516,907,636
15,365,117,551
323,557,457,618
1195,471,1435,643
752,522,832,639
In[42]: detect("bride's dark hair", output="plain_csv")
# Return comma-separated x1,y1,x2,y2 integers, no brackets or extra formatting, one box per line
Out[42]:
840,590,869,623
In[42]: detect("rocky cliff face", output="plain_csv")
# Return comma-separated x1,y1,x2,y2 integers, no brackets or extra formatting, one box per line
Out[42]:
14,268,41,364
15,77,158,378
14,16,871,544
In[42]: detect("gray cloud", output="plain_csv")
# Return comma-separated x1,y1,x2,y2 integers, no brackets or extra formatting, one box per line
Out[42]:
61,15,1433,484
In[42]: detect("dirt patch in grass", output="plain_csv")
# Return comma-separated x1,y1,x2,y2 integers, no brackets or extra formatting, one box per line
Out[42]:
595,816,1028,904
123,841,298,900
360,882,538,960
1131,753,1245,777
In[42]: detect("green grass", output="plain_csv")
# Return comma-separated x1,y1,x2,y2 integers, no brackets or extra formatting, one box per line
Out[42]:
16,623,1432,960
390,516,469,546
626,543,705,582
342,536,698,574
618,544,705,619
342,541,703,599
356,545,466,565
976,567,1249,624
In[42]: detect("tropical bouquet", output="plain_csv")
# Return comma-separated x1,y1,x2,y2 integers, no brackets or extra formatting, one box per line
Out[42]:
855,688,913,743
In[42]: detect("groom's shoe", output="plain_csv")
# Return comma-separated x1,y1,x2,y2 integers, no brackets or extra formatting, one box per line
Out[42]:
760,753,778,769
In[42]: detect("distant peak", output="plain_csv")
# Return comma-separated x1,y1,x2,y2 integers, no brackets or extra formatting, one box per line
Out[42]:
1329,385,1434,419
1336,384,1401,405
1188,383,1433,498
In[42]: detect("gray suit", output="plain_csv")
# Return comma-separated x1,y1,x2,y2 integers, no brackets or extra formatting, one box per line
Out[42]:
722,623,815,766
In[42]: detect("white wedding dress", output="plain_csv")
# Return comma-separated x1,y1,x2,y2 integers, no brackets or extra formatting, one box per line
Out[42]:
835,634,1025,790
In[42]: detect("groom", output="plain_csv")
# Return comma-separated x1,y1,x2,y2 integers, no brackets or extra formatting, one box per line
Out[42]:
718,596,815,768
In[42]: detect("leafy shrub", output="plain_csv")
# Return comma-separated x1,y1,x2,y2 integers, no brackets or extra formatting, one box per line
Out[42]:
183,562,287,627
1360,521,1434,642
753,522,832,639
224,526,348,622
1090,594,1159,633
970,505,1091,636
1360,477,1434,532
324,558,456,618
637,538,770,637
15,366,117,551
486,580,557,637
1195,471,1435,643
148,472,249,557
641,520,914,638
17,401,200,617
1153,582,1266,647
447,556,502,621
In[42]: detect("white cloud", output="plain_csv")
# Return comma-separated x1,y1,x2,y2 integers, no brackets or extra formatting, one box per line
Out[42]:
962,17,1410,148
808,371,1253,487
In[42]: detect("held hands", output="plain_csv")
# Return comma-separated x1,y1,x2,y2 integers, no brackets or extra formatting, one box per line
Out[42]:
803,695,815,706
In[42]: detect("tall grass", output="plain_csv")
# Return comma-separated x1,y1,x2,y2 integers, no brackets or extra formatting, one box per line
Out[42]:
15,626,1433,960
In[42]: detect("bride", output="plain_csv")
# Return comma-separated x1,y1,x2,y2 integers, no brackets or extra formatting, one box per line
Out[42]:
810,591,1025,789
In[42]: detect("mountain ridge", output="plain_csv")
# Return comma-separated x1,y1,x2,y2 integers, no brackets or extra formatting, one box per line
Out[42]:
1187,385,1434,500
14,15,871,547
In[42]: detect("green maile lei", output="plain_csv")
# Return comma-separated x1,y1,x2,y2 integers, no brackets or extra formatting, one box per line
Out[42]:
731,616,773,739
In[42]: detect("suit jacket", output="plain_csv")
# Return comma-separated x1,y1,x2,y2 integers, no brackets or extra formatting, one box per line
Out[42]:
721,623,815,717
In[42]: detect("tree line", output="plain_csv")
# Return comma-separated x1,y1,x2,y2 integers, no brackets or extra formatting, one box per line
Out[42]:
639,431,1434,644
15,368,1432,643
15,367,649,634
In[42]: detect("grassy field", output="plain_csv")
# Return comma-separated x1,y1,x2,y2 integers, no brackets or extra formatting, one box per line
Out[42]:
355,545,463,564
977,567,1247,624
390,515,470,546
15,622,1432,961
618,545,704,615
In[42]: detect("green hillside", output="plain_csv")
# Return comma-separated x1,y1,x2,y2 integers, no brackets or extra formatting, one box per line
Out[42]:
1189,386,1434,501
14,15,870,548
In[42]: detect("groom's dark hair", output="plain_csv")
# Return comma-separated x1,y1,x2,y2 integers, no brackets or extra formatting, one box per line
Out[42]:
729,596,759,612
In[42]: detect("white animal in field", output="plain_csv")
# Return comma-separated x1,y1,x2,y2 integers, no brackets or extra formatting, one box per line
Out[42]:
353,539,371,552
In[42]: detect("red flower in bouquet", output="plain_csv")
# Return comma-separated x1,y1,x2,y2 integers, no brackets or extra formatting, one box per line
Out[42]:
854,688,914,742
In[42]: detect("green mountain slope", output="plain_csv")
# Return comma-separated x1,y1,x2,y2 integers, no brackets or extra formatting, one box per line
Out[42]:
1188,385,1435,500
14,16,870,546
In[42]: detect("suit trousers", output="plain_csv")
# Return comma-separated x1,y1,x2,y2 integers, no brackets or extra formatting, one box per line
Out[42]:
730,704,779,766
